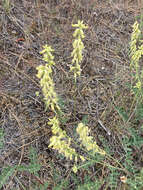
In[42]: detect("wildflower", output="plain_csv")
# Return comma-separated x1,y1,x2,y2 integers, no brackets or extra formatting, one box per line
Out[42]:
48,117,85,163
77,123,106,155
48,117,78,161
36,46,60,113
70,20,88,82
130,21,143,96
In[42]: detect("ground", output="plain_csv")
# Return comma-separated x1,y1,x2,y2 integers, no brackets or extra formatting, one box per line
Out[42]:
0,0,143,190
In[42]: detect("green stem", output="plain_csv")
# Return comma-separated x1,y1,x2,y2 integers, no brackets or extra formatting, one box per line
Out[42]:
73,77,77,121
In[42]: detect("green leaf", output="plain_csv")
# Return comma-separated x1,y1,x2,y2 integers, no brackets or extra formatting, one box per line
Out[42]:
81,115,88,125
0,166,17,188
0,128,4,149
29,147,41,175
17,147,41,175
114,106,129,122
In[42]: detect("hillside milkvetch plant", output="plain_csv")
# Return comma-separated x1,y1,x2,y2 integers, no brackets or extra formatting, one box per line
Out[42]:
70,20,88,82
130,21,143,96
36,45,60,113
36,22,106,173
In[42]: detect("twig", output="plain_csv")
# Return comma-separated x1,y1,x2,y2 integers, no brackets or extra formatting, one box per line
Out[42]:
98,119,111,136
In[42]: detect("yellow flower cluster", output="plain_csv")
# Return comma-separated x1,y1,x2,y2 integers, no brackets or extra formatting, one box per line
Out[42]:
130,21,143,92
70,20,88,82
48,118,106,172
36,45,60,112
130,22,142,68
77,123,106,155
48,117,85,162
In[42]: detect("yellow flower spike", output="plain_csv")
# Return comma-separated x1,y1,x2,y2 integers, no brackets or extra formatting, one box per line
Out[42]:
70,20,88,82
36,45,61,113
48,117,86,163
77,123,106,155
130,21,143,97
